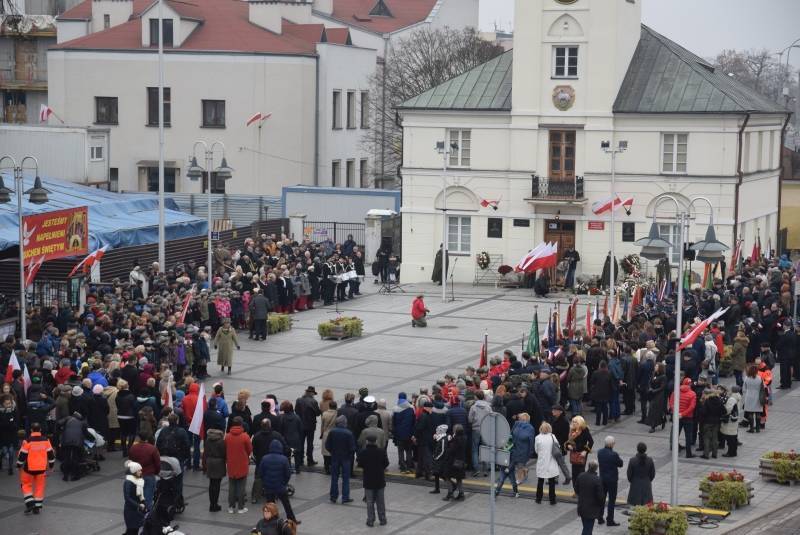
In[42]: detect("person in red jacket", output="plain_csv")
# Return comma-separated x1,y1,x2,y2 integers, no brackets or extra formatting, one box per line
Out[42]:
224,416,253,514
17,422,55,515
668,377,697,458
411,295,429,328
183,382,202,470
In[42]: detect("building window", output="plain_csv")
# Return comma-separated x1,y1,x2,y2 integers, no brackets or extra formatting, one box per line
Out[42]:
95,96,118,124
103,14,110,29
147,87,171,126
346,159,355,187
553,46,578,78
662,133,687,174
202,100,225,128
513,219,530,227
360,91,369,128
149,18,173,47
487,217,503,238
448,129,471,167
331,160,341,186
549,130,576,180
147,167,176,192
346,91,356,129
332,90,342,129
622,222,636,242
359,159,368,188
109,167,118,192
202,172,226,194
448,216,471,254
658,223,682,264
90,146,104,161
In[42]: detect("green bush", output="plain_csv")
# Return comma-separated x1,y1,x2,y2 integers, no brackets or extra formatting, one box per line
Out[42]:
763,452,800,483
629,505,689,535
700,479,749,510
318,317,363,339
268,314,292,334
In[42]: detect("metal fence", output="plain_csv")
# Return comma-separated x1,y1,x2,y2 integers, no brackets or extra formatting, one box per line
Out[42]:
304,221,365,246
29,279,80,309
125,193,283,229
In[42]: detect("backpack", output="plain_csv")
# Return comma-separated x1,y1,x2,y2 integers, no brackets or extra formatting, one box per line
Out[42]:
157,427,182,457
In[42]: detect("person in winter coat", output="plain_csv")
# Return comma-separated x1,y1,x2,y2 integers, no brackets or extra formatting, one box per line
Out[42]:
182,382,203,470
325,415,356,503
430,424,449,494
596,436,623,526
204,397,226,433
254,501,295,535
16,422,55,514
636,352,655,423
720,385,742,457
224,417,252,513
123,461,146,535
278,401,304,473
392,393,415,473
567,357,588,416
534,422,560,504
258,439,297,523
60,411,90,481
115,379,138,456
668,378,697,458
590,361,613,426
128,432,160,509
495,413,534,497
697,388,725,458
357,435,389,527
88,384,109,454
204,428,226,511
358,414,387,451
295,386,321,467
576,460,605,535
742,364,765,433
249,289,270,341
411,295,429,327
0,396,19,476
214,318,240,375
443,424,467,501
626,442,655,505
103,381,120,452
565,416,594,495
468,391,492,477
645,363,668,433
320,401,338,474
251,419,287,502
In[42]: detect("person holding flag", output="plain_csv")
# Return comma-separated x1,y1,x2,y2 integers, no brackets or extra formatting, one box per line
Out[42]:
183,381,206,470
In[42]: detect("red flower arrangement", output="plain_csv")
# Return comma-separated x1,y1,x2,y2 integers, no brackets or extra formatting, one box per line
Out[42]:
645,501,671,513
766,450,799,461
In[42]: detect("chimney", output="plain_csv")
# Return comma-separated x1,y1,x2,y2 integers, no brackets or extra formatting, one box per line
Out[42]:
248,0,312,33
313,0,333,16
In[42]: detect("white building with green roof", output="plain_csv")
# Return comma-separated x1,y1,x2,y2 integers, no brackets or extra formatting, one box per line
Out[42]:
397,0,790,285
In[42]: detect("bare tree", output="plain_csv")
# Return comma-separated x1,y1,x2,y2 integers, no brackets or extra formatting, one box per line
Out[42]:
713,48,798,107
363,27,505,188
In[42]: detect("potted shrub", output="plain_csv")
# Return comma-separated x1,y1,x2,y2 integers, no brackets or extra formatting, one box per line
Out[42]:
698,470,752,510
628,502,688,535
760,451,800,484
267,314,292,335
318,316,364,340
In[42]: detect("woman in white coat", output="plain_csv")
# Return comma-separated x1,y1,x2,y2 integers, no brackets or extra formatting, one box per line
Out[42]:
534,422,561,504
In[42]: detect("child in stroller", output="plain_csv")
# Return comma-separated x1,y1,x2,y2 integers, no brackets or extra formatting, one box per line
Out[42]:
142,456,185,535
76,428,103,476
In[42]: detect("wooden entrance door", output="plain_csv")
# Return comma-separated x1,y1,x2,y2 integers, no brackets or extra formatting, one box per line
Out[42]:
544,219,576,257
549,130,576,182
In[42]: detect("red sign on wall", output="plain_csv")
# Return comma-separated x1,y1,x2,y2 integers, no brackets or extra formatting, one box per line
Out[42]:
22,207,88,265
587,221,605,231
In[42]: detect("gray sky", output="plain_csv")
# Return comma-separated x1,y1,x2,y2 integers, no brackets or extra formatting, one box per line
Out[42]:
480,0,800,68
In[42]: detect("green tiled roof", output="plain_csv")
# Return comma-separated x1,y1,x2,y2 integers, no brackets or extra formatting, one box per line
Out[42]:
613,25,787,114
398,49,513,111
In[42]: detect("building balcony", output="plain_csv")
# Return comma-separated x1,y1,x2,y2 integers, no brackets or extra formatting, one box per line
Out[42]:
0,67,48,91
525,174,587,206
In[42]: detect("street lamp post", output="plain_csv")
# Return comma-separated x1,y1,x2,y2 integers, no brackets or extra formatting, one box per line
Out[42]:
601,140,628,305
186,141,233,281
634,195,727,506
436,140,458,303
0,156,50,342
157,0,166,271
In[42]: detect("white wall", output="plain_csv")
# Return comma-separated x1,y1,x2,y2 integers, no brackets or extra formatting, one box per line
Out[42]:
47,49,317,194
90,0,132,34
56,19,89,43
284,187,399,223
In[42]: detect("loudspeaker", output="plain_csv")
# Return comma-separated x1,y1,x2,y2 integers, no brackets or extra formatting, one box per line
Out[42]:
683,242,696,261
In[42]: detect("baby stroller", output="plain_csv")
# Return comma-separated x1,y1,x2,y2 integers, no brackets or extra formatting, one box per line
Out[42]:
142,457,185,535
76,429,103,476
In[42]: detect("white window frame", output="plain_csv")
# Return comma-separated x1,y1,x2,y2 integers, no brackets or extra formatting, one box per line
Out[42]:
346,159,355,188
658,223,682,265
447,129,471,168
360,91,369,129
90,145,104,161
662,133,688,174
332,90,342,129
331,160,341,187
552,45,578,78
448,216,471,254
359,158,368,187
346,91,356,129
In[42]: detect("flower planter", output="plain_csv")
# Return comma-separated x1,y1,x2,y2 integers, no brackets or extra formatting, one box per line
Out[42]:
699,479,753,510
760,455,800,485
318,317,363,340
628,504,688,535
267,314,292,335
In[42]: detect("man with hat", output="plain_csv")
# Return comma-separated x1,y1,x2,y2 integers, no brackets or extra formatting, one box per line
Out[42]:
295,386,321,468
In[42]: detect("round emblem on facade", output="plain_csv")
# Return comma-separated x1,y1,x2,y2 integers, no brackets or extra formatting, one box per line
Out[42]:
552,85,576,111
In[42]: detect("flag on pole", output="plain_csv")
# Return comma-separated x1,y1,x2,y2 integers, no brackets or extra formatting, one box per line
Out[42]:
5,353,31,393
585,302,592,337
515,243,547,272
766,237,772,259
547,309,556,353
750,234,761,263
555,303,563,341
623,293,630,322
677,307,729,351
526,310,539,356
591,195,634,215
602,295,609,319
24,255,45,289
702,263,713,289
178,287,195,324
188,382,206,436
729,240,742,275
39,104,53,122
565,302,573,340
479,332,488,368
479,199,500,210
246,112,272,127
162,378,173,409
611,295,620,324
68,246,108,277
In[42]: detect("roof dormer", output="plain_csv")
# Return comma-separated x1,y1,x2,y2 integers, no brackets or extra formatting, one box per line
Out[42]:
139,0,203,48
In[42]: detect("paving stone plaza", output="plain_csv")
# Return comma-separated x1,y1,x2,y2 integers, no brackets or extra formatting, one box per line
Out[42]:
1,283,799,535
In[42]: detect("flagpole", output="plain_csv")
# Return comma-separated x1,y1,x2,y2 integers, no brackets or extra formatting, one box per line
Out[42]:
157,0,166,272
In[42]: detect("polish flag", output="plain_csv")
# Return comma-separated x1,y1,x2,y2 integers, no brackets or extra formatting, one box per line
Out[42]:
39,104,54,123
585,302,593,337
480,199,499,210
592,195,634,215
527,242,558,272
24,255,45,289
162,378,173,409
188,382,206,436
246,112,272,127
515,242,547,272
68,246,108,278
178,287,196,324
677,307,728,351
5,353,31,393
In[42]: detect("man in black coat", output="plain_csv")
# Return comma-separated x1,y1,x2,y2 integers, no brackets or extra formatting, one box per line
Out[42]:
414,402,435,479
596,436,623,526
295,386,321,466
576,460,605,535
203,398,226,432
357,435,389,527
325,416,357,504
250,419,288,503
776,325,796,389
249,289,270,341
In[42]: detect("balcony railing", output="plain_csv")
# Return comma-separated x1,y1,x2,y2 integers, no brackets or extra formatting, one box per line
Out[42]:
0,67,48,89
529,174,585,201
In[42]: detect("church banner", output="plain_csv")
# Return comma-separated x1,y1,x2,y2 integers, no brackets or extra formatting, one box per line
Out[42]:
22,207,88,264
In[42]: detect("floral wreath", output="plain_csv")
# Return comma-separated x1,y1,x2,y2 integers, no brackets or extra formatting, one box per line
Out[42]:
476,251,491,270
621,254,641,277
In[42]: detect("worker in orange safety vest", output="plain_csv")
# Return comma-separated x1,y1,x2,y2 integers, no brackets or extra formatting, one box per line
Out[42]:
17,422,55,515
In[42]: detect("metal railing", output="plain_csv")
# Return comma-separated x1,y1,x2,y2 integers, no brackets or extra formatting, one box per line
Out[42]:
304,221,365,246
126,192,283,229
0,67,48,85
530,175,585,201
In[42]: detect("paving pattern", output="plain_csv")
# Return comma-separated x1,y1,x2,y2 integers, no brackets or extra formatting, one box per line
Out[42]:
1,282,798,534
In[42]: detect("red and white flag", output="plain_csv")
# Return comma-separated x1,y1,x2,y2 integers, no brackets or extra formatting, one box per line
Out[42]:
68,246,108,278
592,195,634,216
246,112,272,127
5,353,31,393
515,243,547,272
677,307,728,351
527,242,558,272
39,104,53,123
478,332,488,368
480,199,500,210
188,382,206,436
162,378,173,409
178,287,195,324
585,302,593,337
24,255,45,289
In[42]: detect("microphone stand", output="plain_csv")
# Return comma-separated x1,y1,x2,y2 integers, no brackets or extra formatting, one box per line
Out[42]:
448,257,458,302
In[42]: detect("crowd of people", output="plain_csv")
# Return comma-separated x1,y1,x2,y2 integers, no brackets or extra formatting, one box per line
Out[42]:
0,232,798,534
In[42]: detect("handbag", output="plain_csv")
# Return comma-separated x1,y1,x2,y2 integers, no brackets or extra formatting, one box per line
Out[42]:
550,435,562,459
569,450,586,466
